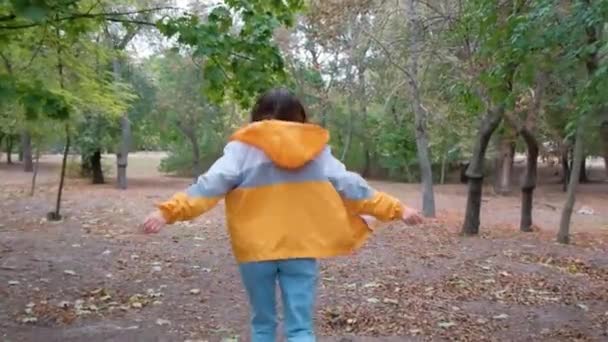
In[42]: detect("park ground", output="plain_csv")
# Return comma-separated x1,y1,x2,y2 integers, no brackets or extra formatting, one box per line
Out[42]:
1,153,608,341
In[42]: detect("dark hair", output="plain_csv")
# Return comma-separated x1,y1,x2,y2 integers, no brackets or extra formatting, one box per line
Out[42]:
251,88,308,123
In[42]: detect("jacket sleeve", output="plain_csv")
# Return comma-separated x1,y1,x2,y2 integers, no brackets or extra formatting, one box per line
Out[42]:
157,142,243,223
321,148,404,221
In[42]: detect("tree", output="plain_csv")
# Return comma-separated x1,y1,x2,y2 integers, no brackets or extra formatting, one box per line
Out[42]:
1,0,136,219
146,52,225,180
557,0,606,244
455,0,523,235
405,0,436,217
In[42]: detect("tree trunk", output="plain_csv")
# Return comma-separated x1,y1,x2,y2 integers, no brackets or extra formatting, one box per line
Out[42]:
81,153,91,177
601,119,608,179
561,146,570,192
558,2,599,243
440,150,447,185
493,135,515,195
341,96,355,161
90,149,105,184
557,122,585,244
21,131,33,172
407,0,435,217
414,116,436,217
30,145,41,196
578,156,588,183
189,135,202,181
6,135,13,164
520,130,538,232
114,59,130,190
462,106,504,235
362,150,372,178
357,61,372,178
460,161,469,183
48,125,70,221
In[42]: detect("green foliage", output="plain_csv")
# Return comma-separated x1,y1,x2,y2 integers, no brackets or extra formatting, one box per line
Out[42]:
157,0,304,107
371,113,418,181
158,141,221,177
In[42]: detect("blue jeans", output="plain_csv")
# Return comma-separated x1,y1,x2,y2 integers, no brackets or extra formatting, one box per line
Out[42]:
239,259,317,342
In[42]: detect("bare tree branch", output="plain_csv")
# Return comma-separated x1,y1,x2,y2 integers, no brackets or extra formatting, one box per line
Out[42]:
0,52,13,73
0,7,177,30
361,29,416,84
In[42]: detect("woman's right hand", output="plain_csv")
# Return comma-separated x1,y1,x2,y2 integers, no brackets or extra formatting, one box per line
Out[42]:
143,210,167,234
402,207,424,226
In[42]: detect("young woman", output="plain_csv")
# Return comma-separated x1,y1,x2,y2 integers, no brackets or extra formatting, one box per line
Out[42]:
143,88,423,342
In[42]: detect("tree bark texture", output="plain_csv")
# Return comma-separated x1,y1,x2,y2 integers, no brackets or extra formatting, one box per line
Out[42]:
578,156,587,183
21,131,33,172
48,125,70,221
30,146,41,196
408,0,435,217
90,149,105,184
520,130,538,232
5,135,13,164
114,59,131,190
557,122,585,244
558,11,598,243
560,145,571,192
601,118,608,179
462,106,504,235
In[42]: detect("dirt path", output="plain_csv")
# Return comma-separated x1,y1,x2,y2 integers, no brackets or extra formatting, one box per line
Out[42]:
1,156,607,341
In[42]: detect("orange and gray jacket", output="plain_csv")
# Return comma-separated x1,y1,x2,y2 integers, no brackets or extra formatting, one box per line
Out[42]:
158,120,404,263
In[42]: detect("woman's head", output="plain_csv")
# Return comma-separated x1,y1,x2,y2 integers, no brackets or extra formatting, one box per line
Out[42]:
251,88,308,123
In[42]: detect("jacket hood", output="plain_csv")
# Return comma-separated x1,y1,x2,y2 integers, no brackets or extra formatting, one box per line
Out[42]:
230,120,329,169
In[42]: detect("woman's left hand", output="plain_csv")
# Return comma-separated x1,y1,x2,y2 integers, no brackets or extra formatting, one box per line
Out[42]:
402,207,424,226
143,210,166,234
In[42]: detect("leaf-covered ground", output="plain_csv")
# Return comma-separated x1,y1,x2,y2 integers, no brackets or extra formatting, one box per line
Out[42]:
1,156,608,341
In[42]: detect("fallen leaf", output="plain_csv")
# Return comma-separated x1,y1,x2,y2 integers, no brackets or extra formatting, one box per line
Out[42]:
90,288,103,295
438,321,456,328
156,318,171,326
21,316,38,323
366,298,380,304
493,313,509,320
190,289,201,295
383,298,399,305
8,280,20,286
64,270,77,276
576,303,589,311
